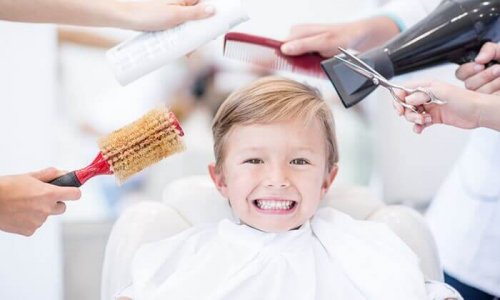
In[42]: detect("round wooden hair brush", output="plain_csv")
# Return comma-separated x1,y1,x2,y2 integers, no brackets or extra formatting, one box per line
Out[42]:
50,106,185,187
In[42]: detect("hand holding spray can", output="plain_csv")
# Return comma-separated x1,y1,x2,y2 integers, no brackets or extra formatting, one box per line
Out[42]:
106,0,249,85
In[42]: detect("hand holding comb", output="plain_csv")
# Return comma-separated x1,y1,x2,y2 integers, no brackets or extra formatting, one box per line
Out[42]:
50,106,185,187
223,32,326,78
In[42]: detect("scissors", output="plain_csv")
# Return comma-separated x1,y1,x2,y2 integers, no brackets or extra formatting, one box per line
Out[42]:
335,47,446,114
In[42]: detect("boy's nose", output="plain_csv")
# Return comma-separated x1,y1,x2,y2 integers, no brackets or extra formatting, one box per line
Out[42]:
264,166,290,188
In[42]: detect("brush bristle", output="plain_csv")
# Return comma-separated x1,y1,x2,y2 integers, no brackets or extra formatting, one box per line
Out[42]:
98,106,185,184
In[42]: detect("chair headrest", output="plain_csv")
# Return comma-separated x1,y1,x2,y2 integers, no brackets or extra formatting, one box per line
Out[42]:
162,175,385,224
162,175,234,225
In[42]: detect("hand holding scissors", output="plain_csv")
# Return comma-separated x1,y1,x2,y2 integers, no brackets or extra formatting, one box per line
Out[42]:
335,47,446,115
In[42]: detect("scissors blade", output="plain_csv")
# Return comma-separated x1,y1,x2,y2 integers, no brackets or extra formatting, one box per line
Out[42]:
337,47,383,78
335,55,377,81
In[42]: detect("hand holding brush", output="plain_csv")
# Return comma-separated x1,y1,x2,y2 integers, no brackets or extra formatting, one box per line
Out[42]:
50,106,186,187
0,168,81,236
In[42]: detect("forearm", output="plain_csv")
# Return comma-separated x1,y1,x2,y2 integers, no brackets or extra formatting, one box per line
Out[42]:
477,93,500,131
0,0,128,28
58,27,120,48
353,16,400,52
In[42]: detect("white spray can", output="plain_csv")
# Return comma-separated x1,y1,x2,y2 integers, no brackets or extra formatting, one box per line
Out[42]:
106,0,249,85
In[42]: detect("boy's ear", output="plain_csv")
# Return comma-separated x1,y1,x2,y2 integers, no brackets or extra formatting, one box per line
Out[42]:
208,163,228,198
320,165,338,198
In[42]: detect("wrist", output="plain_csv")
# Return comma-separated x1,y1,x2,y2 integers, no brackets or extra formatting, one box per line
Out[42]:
0,176,6,194
476,93,500,130
81,0,134,29
103,1,132,29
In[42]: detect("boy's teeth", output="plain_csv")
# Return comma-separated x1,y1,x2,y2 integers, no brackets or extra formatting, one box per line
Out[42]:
256,200,294,210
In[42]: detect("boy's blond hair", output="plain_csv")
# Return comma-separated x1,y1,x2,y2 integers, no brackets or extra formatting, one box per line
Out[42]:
212,76,339,173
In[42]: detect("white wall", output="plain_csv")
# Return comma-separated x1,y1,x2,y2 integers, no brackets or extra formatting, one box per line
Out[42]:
367,64,470,205
238,0,379,39
0,22,63,300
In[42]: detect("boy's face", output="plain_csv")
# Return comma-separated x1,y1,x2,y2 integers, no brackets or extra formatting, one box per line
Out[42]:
209,118,338,233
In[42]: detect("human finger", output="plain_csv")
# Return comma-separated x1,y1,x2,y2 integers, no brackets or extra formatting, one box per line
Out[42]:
172,3,215,25
393,88,409,102
178,0,200,5
51,201,67,215
474,42,500,64
463,64,500,90
413,123,432,134
392,100,404,116
30,167,66,182
476,76,500,94
281,34,340,57
404,109,432,125
404,92,432,106
46,185,82,202
413,123,423,134
455,62,484,81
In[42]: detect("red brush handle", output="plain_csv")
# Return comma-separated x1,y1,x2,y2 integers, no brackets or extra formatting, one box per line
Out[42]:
74,152,113,185
49,153,112,187
168,111,184,136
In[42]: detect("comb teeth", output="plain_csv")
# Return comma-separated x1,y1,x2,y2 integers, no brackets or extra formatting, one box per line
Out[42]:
98,107,185,184
223,40,325,78
224,40,295,72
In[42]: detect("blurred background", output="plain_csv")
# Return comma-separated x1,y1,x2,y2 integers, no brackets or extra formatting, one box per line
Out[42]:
0,0,470,299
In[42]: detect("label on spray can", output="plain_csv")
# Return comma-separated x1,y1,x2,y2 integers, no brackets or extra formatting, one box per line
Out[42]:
107,0,249,85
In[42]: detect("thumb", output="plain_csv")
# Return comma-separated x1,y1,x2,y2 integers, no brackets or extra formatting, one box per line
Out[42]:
282,34,339,57
30,167,66,182
405,92,432,106
180,0,200,5
174,3,215,25
475,42,500,64
285,24,331,40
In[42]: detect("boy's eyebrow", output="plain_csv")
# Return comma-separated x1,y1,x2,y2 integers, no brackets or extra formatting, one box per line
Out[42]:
236,146,316,153
292,147,316,153
235,146,265,152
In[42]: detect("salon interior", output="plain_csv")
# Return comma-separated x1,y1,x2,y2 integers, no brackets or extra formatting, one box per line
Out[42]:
0,0,485,299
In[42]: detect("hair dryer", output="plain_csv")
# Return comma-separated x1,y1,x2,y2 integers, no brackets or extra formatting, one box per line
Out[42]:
321,0,500,108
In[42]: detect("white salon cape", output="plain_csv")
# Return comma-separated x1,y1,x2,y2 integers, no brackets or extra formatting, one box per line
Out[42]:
426,128,500,296
119,208,426,300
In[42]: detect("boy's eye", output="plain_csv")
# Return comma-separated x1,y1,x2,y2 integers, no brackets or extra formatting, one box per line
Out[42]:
290,158,310,165
244,158,263,164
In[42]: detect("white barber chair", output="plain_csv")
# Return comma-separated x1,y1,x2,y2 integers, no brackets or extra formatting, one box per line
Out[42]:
101,175,444,299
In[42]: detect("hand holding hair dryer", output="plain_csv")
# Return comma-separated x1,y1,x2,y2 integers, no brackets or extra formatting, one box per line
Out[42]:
321,0,500,108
